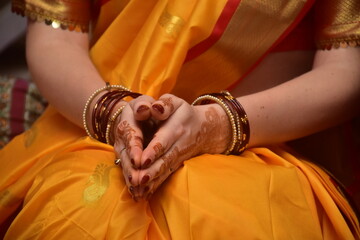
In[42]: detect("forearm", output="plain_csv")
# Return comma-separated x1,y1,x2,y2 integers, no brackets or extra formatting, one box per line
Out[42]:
238,48,360,147
26,21,105,127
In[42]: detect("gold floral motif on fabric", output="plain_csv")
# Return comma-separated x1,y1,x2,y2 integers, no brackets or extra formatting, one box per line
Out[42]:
0,190,21,208
83,163,114,204
158,8,185,38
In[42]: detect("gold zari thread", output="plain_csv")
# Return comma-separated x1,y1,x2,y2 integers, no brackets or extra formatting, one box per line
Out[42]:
158,9,185,38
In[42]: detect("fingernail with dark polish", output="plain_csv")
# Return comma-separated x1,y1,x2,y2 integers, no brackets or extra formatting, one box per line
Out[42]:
142,159,152,169
141,175,150,185
131,158,135,166
137,105,149,113
152,104,164,114
128,175,132,183
129,186,135,194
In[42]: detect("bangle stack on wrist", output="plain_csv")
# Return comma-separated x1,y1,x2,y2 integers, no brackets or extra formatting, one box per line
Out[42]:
192,90,250,155
82,82,141,145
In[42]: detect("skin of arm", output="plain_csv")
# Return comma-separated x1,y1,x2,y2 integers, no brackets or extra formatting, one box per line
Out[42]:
239,47,360,147
26,21,106,127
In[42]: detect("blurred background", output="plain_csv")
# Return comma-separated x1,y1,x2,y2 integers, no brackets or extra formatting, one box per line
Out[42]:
0,1,46,148
0,0,28,79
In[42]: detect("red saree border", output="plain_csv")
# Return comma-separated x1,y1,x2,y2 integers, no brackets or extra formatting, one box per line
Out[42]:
100,0,110,6
10,79,28,139
226,0,315,91
184,0,241,62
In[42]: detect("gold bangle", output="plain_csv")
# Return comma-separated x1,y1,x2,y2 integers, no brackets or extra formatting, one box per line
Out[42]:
83,84,110,139
105,105,126,145
210,91,250,154
83,83,130,139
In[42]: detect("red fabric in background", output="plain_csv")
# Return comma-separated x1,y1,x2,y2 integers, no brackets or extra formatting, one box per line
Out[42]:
271,9,316,52
10,79,28,139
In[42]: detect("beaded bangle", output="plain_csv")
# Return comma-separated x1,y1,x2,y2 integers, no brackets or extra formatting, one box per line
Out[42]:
214,91,250,154
106,105,126,145
83,84,111,139
192,95,237,154
82,83,132,140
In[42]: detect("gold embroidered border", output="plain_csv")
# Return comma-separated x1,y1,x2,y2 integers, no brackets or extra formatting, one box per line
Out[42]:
12,1,90,32
172,0,309,102
158,8,185,38
317,35,360,50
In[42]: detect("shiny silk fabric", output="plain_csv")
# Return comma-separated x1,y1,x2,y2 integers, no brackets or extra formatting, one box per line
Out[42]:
1,0,360,239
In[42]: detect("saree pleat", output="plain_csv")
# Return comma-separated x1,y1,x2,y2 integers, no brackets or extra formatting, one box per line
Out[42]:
1,0,359,238
1,126,357,239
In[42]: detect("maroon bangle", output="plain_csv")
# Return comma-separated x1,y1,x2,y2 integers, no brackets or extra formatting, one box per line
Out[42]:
91,89,142,143
216,92,250,154
98,92,131,142
92,91,122,140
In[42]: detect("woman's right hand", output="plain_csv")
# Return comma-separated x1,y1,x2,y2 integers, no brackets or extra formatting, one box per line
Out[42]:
112,95,157,200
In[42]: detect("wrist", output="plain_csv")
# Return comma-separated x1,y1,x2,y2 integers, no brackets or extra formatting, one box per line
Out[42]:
82,83,141,144
192,91,250,155
194,103,232,155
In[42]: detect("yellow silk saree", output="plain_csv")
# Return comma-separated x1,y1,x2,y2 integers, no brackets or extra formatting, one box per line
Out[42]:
1,0,360,239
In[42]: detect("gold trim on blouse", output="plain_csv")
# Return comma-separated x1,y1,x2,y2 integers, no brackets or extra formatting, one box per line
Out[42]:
12,0,92,32
315,0,360,50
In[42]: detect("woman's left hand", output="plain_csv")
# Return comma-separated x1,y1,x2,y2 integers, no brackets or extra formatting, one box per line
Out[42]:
128,94,231,200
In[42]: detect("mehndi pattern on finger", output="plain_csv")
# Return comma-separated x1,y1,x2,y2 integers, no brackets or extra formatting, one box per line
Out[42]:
153,142,165,159
117,121,136,152
159,97,175,113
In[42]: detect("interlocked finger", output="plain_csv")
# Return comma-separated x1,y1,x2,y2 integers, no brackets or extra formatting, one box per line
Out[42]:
139,124,185,169
138,155,184,199
116,104,145,168
128,95,155,121
151,94,185,121
137,140,194,199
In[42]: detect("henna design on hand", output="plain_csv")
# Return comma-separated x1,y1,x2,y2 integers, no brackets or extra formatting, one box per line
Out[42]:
198,107,230,154
153,106,228,181
134,136,143,149
153,142,165,159
117,121,136,151
137,105,231,198
160,97,175,113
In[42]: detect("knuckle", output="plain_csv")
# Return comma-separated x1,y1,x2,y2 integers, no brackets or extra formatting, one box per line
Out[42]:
173,124,185,137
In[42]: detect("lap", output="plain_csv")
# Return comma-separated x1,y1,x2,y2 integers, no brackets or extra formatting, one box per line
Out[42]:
2,145,352,239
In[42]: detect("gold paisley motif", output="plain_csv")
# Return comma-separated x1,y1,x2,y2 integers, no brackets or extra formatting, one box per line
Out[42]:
24,125,38,148
0,189,21,207
83,163,114,204
158,8,185,38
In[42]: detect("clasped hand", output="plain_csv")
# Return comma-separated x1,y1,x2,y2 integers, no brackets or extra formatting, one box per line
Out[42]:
113,94,231,201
